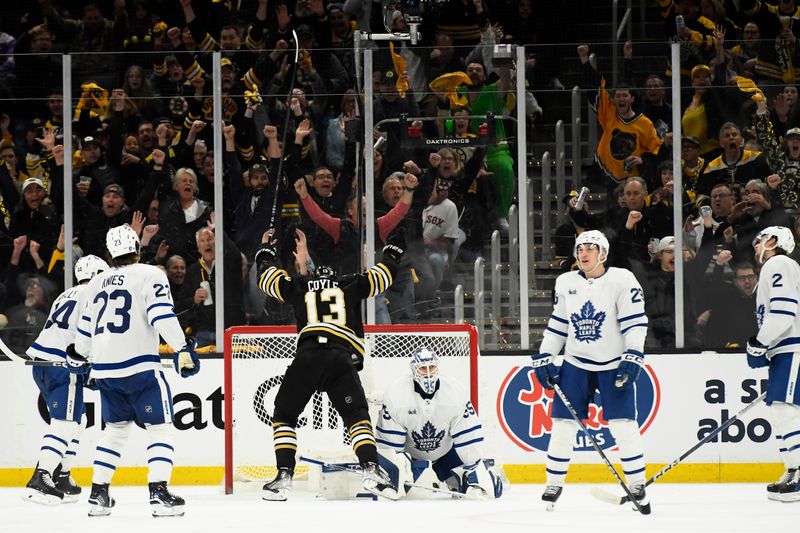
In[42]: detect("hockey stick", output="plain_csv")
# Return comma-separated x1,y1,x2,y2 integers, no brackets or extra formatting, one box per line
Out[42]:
266,29,300,235
590,391,768,506
0,335,36,364
298,456,483,500
551,383,649,515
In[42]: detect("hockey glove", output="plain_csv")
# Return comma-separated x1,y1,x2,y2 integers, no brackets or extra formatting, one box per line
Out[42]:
383,228,406,263
65,344,91,376
615,350,644,388
174,337,200,378
746,336,769,369
254,242,278,266
531,353,559,390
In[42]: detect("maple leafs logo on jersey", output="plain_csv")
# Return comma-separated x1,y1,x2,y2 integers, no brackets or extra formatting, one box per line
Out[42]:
570,301,606,342
757,304,765,329
411,421,445,452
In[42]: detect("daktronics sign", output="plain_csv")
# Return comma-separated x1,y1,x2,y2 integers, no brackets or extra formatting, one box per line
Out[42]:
496,365,661,452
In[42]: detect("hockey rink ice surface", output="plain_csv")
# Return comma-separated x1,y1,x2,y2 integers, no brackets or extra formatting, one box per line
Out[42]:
2,484,799,532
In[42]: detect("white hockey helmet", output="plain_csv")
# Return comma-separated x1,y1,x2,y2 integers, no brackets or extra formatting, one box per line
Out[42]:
752,226,796,255
410,347,439,395
573,230,610,260
74,254,109,283
106,224,140,258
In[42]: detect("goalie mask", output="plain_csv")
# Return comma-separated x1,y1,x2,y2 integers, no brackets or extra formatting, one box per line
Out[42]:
753,226,795,263
75,254,109,283
410,347,439,394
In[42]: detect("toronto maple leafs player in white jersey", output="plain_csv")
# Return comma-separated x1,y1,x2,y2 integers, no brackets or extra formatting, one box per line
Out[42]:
67,225,200,517
531,230,650,511
376,347,502,499
746,226,800,502
22,255,109,506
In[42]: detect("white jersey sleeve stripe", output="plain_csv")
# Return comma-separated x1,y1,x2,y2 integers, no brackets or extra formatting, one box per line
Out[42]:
92,354,160,372
618,312,646,323
620,322,647,334
452,424,482,440
151,313,177,326
550,315,568,324
77,327,92,338
29,342,67,358
376,438,405,448
453,436,483,448
147,302,173,313
545,326,568,337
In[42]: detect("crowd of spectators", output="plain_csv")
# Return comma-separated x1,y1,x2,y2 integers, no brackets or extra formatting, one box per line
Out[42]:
0,0,799,353
554,0,800,350
0,0,551,350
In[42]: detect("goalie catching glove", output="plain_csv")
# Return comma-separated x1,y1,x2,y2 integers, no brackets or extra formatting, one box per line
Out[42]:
174,337,200,378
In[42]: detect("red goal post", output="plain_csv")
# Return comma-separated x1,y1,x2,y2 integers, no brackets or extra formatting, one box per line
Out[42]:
223,324,479,494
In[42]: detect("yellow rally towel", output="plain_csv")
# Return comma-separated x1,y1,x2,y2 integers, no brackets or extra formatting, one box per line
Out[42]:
74,82,110,120
735,76,765,102
429,72,472,109
389,43,409,98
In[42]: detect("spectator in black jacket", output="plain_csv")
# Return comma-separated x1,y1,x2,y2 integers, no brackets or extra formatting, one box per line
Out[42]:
180,221,245,348
158,166,212,263
9,177,60,274
698,253,758,349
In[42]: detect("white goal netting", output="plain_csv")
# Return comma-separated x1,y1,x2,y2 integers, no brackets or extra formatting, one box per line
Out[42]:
224,324,478,493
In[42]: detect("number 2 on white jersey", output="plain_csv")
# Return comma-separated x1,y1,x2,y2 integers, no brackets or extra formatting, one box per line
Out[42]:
305,288,347,326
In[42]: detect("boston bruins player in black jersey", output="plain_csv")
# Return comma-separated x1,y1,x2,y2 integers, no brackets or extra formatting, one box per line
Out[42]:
255,226,406,501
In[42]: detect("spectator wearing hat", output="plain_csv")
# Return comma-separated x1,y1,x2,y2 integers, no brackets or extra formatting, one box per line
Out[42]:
72,134,121,206
230,124,281,260
696,121,771,195
679,136,708,193
1,261,52,355
754,94,800,208
630,235,706,349
8,177,60,275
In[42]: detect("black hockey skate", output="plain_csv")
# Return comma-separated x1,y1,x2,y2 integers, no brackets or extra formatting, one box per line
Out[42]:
149,481,185,517
361,462,400,500
53,465,81,503
767,468,797,501
262,467,293,501
22,468,64,506
777,469,800,503
541,485,562,511
630,482,652,515
88,483,115,516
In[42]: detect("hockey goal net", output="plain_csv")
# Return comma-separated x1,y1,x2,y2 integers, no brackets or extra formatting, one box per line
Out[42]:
224,324,479,494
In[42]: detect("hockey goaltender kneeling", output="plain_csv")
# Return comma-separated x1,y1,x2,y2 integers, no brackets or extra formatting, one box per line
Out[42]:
375,347,503,500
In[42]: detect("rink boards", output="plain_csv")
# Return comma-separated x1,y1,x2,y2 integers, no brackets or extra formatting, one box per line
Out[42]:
0,353,783,486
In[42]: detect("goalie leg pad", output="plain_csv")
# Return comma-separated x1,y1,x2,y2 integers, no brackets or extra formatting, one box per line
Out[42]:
461,461,503,499
92,422,132,485
37,419,81,474
145,423,175,483
545,419,578,487
771,402,800,469
608,418,646,486
376,451,413,499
